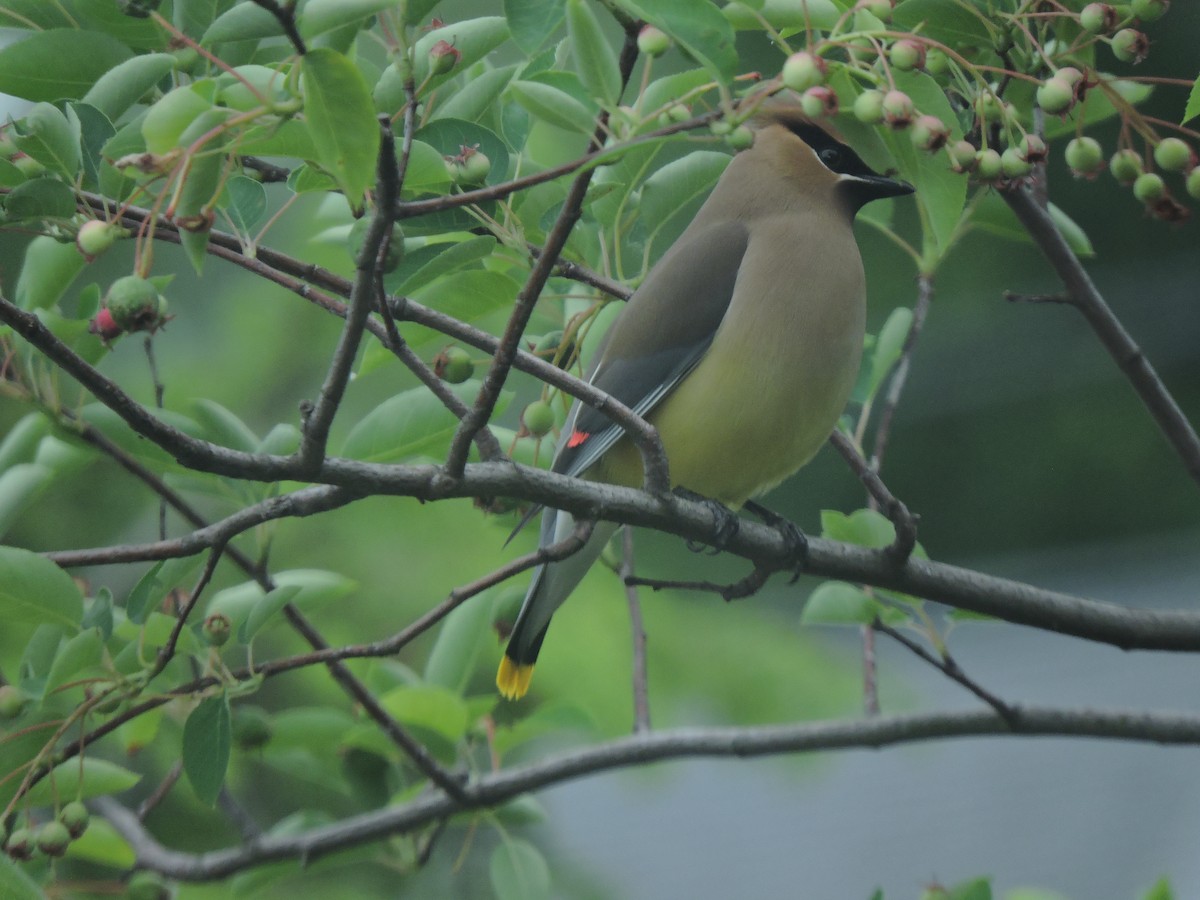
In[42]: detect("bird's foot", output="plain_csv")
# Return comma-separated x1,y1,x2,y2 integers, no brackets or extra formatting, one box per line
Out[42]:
743,500,808,582
673,486,740,554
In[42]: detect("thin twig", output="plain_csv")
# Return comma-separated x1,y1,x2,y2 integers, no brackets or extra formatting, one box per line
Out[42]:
869,272,934,473
248,0,307,55
620,528,651,733
828,430,919,563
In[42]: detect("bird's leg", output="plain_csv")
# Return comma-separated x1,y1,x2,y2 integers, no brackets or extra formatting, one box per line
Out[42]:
742,500,808,583
672,486,740,554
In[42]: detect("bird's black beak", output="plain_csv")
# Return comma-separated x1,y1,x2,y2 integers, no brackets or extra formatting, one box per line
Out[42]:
842,169,915,211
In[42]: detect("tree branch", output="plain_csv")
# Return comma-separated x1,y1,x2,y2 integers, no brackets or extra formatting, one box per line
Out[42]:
97,704,1200,880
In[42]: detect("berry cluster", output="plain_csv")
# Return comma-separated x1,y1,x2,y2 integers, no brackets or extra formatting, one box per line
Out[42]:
775,0,1194,218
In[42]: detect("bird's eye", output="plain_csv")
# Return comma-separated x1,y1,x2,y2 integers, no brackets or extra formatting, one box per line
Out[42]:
819,147,843,169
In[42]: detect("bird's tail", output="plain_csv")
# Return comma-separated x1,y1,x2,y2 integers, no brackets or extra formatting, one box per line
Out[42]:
497,510,617,699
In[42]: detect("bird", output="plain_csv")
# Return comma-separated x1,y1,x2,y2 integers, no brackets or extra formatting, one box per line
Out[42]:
496,104,913,700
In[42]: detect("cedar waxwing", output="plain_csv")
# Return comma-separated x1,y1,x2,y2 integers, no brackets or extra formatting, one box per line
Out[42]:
497,106,914,700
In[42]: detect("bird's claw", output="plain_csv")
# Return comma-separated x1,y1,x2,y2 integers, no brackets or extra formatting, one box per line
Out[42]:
743,500,808,582
674,486,740,554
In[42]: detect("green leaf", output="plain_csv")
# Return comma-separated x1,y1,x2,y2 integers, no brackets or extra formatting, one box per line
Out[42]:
505,0,565,54
0,414,49,472
1044,77,1152,140
1047,202,1095,258
378,684,470,745
125,554,205,625
892,0,993,47
175,107,233,272
415,118,510,188
72,102,117,190
490,838,552,900
202,3,284,44
24,758,142,806
0,30,133,102
395,235,497,294
64,817,136,869
2,178,76,222
639,150,730,248
206,570,357,636
0,545,82,632
868,306,913,397
11,102,81,178
947,876,993,900
299,0,398,38
566,0,621,105
0,856,43,900
301,47,380,211
409,269,521,338
411,17,511,93
192,398,261,452
219,173,268,235
1184,76,1200,125
396,140,453,195
82,52,177,122
240,584,302,643
183,693,232,806
1142,877,1176,900
83,587,115,640
724,0,840,29
820,508,895,548
423,596,493,693
801,581,885,625
44,627,104,695
141,83,215,155
509,79,597,133
432,65,519,123
341,379,498,462
617,0,737,83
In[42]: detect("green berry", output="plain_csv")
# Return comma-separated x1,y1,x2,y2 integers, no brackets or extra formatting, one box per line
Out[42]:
708,119,733,137
854,0,894,21
4,827,34,861
1001,147,1033,178
105,275,167,333
881,90,914,128
975,92,1008,124
1109,148,1143,184
1131,0,1168,22
202,612,232,647
781,51,826,92
450,146,490,185
428,39,460,76
1111,29,1148,64
637,25,670,57
522,400,556,438
1153,137,1193,172
910,115,949,152
1065,136,1104,175
1186,166,1200,200
126,870,171,900
924,48,949,75
852,89,885,125
1133,171,1165,202
975,148,1003,180
800,86,838,119
1036,77,1075,115
1057,67,1085,88
1080,3,1118,34
434,346,473,384
348,218,404,271
725,124,755,150
0,685,25,719
232,705,273,750
947,140,978,172
1018,134,1048,163
665,102,690,124
59,801,90,839
76,220,126,261
889,39,926,72
36,821,71,858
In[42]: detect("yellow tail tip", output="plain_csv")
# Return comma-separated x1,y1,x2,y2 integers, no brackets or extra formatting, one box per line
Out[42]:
496,656,535,700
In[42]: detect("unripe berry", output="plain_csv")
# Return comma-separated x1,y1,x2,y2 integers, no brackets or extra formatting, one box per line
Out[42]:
1036,77,1075,114
910,115,950,152
1186,167,1200,201
428,40,460,76
881,90,914,129
89,308,123,342
1018,134,1048,163
889,39,926,72
1111,29,1148,64
1065,136,1105,176
637,25,670,57
800,86,839,119
975,148,1003,181
434,346,473,384
975,92,1008,124
1080,3,1118,34
232,705,273,750
1057,67,1085,88
0,684,25,719
708,119,732,137
76,220,126,261
1131,0,1168,22
105,275,168,333
36,821,71,857
947,139,978,172
854,0,894,20
203,612,232,647
59,801,90,839
726,124,755,150
664,102,690,124
781,51,827,92
1133,171,1165,203
1109,148,1143,184
126,870,172,900
522,400,556,437
1153,137,1193,173
1001,147,1033,178
446,145,490,185
924,48,949,75
853,89,885,124
4,827,34,861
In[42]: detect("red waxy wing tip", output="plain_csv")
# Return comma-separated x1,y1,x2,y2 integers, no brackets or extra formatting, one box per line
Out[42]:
566,430,590,448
